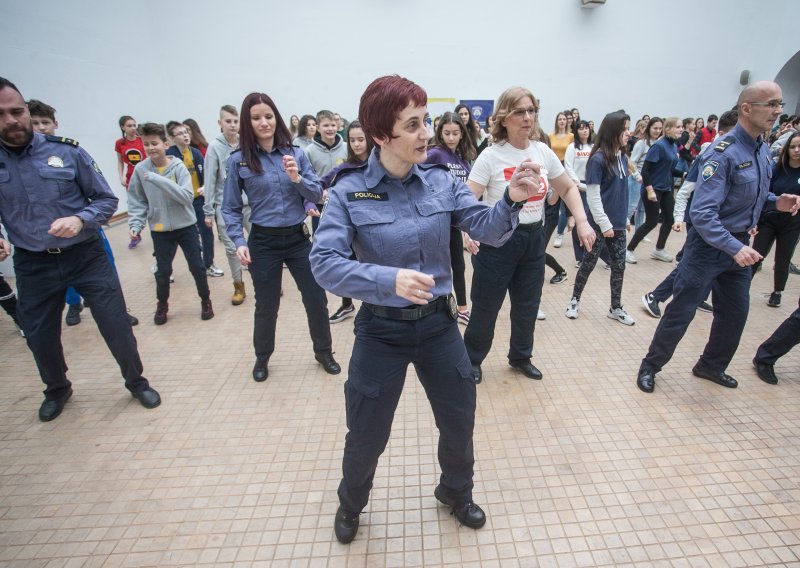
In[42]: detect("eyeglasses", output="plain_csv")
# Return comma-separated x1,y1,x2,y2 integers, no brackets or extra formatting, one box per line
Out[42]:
748,100,785,109
509,107,538,118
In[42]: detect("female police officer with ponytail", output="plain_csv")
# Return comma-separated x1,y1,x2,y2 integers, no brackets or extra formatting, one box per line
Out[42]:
310,75,549,544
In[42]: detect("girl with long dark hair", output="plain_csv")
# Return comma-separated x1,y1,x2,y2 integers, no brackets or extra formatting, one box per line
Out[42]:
752,131,800,307
292,114,317,149
425,111,477,323
565,111,634,325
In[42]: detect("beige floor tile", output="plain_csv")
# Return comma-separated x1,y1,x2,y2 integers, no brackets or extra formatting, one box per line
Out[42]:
0,222,799,566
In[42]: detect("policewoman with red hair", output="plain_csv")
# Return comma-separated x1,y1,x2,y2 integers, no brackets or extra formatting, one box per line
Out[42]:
311,75,549,544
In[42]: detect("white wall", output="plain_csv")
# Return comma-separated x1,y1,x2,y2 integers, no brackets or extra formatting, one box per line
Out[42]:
2,0,799,219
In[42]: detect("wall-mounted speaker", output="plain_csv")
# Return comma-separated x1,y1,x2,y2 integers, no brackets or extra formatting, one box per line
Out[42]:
739,70,750,86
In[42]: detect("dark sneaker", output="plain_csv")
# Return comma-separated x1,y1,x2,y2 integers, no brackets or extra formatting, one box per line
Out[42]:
549,270,568,284
329,304,355,324
65,303,83,326
697,301,713,313
641,293,661,318
767,291,781,308
334,506,359,544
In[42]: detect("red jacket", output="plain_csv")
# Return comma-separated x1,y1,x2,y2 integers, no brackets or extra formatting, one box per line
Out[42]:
697,127,717,147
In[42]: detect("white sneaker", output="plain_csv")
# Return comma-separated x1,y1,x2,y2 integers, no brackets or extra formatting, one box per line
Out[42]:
206,264,224,277
607,306,636,326
650,248,674,262
537,309,546,321
553,234,563,248
625,250,637,264
642,236,651,243
151,260,158,274
565,297,579,319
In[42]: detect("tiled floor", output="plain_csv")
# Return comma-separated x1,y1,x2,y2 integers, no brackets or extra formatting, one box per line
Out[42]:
1,223,798,568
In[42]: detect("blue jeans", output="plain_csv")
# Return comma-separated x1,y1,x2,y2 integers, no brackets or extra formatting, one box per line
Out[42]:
65,228,116,306
464,223,545,365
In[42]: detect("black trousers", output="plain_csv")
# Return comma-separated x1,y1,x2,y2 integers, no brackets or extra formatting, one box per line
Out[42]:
464,223,545,365
449,226,467,306
14,236,149,400
752,210,800,292
193,196,215,269
339,306,475,514
151,226,210,303
247,228,331,361
756,297,800,365
628,189,674,251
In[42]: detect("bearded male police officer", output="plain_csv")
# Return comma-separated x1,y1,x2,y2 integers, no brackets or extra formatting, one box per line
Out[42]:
0,77,160,420
637,81,800,393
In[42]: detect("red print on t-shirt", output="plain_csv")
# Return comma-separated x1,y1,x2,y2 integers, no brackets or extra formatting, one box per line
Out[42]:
503,166,547,201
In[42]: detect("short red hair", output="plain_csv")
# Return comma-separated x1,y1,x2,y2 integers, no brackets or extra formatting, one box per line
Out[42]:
359,75,427,144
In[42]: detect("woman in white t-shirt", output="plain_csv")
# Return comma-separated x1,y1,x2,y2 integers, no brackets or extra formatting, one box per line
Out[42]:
563,120,594,263
463,86,595,384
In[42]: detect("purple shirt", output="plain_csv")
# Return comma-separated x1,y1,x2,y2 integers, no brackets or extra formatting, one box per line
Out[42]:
425,146,471,182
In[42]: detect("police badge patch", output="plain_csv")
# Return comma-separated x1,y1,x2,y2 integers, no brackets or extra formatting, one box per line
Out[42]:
702,160,720,182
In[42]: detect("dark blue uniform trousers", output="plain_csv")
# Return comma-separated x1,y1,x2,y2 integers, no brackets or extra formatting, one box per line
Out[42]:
464,223,544,365
247,228,331,361
14,236,148,400
339,307,476,515
643,229,751,374
193,195,215,269
756,296,800,365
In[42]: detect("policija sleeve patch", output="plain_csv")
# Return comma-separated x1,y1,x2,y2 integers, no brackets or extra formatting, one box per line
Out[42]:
702,160,720,182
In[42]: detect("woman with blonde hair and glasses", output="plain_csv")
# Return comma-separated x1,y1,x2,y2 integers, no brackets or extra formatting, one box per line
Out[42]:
463,86,595,384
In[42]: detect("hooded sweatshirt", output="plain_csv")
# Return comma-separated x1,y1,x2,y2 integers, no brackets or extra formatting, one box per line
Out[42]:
127,155,196,234
203,133,239,218
304,132,347,179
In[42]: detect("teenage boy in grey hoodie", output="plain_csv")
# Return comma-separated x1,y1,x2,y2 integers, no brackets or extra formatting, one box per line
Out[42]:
203,105,248,305
305,109,347,233
128,123,213,325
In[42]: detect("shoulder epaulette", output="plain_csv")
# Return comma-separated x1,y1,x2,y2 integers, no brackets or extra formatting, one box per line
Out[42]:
330,162,368,187
418,163,450,173
45,135,78,147
237,161,247,167
714,136,736,153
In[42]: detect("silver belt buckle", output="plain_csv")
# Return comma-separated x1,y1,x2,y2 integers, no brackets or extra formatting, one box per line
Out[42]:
46,248,62,254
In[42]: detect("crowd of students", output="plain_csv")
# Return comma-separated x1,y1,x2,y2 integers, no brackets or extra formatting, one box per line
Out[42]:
1,94,797,382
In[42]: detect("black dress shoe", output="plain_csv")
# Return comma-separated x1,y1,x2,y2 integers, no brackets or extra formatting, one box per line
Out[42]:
334,506,359,544
131,387,161,408
434,485,486,529
39,388,73,422
315,352,341,375
509,360,542,380
637,367,655,393
127,313,139,326
692,363,738,388
472,364,482,384
753,358,778,385
252,359,269,382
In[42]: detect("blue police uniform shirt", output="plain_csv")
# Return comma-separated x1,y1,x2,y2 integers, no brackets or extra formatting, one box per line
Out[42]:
310,148,521,307
690,123,775,257
644,137,678,191
585,150,629,231
221,145,323,248
0,132,119,251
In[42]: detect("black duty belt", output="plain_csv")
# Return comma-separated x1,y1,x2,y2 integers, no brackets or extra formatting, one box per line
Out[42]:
516,220,543,232
252,223,305,236
365,296,449,321
17,234,99,255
